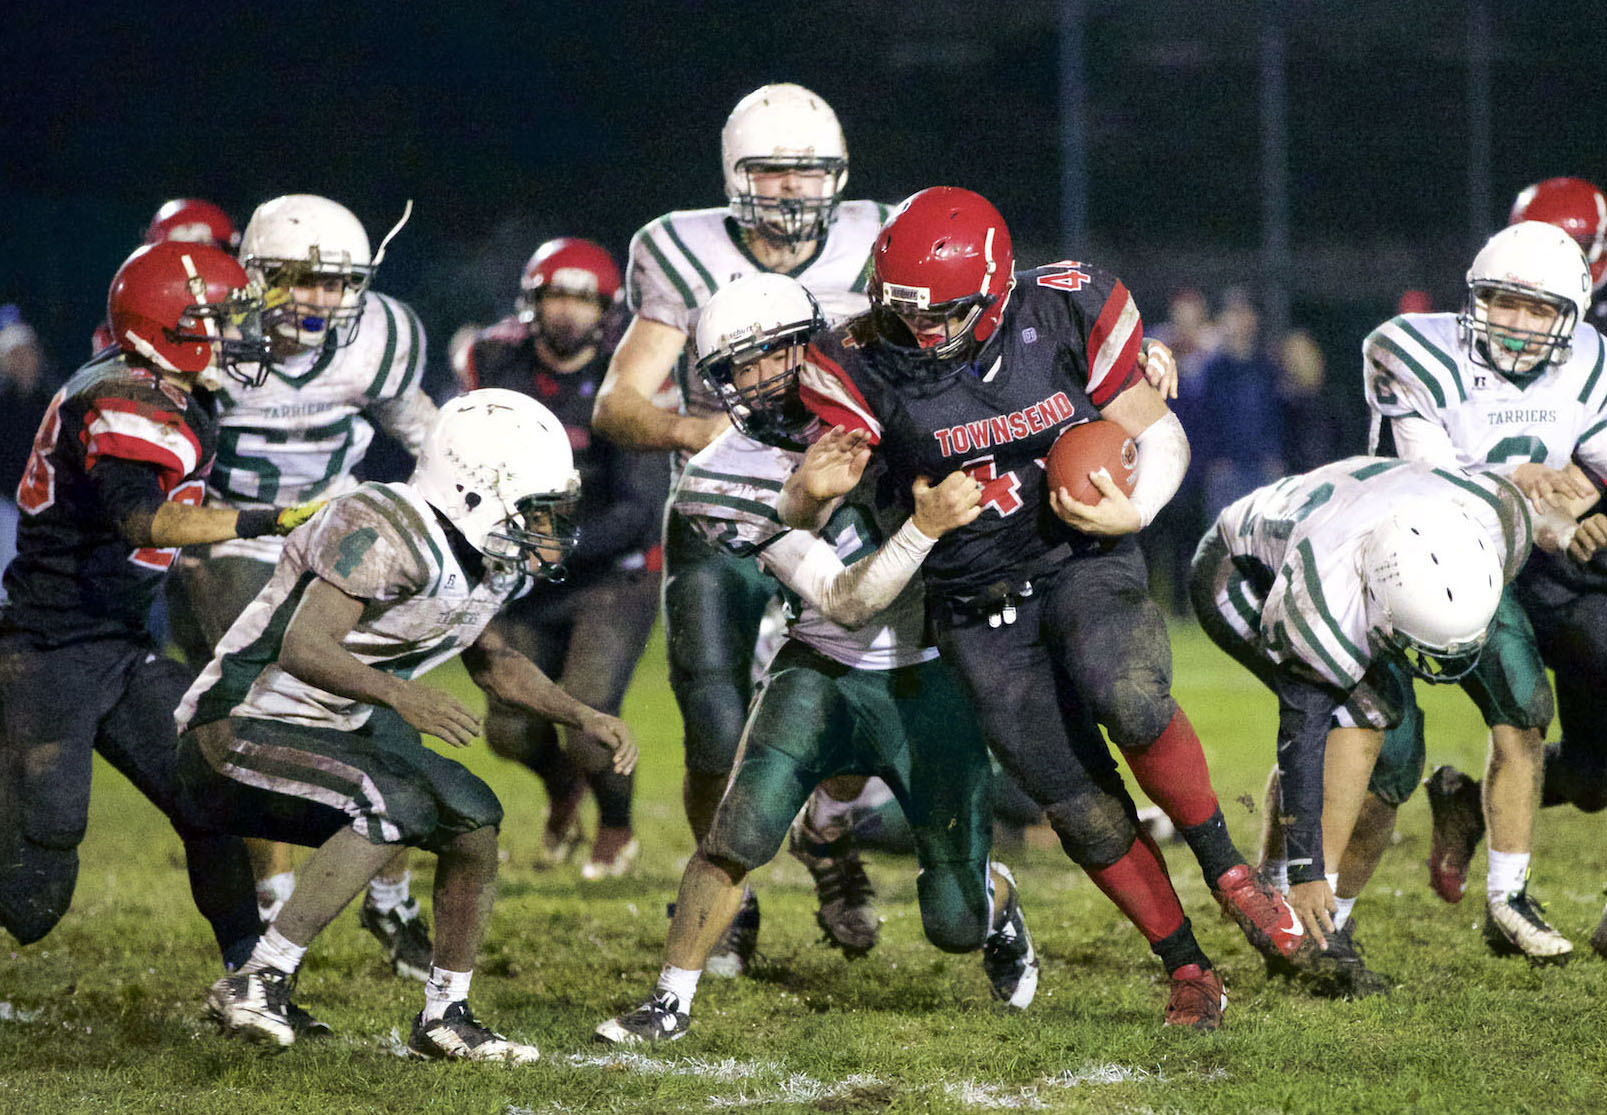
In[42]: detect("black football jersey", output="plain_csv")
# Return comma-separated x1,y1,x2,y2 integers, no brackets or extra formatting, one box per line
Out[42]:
800,262,1146,599
465,313,665,576
1,353,217,644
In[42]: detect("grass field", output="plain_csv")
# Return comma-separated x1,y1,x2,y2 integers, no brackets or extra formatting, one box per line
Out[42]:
3,621,1605,1114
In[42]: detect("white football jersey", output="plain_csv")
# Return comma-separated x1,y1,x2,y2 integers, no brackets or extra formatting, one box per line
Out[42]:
177,481,530,733
1213,456,1531,692
207,291,437,562
626,200,892,428
1364,312,1607,476
673,427,934,671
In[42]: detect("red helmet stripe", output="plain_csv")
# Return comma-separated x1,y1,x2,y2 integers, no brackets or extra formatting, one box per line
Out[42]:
798,345,882,442
1084,282,1144,407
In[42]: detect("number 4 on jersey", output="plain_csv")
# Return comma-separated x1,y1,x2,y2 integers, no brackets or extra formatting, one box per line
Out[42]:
961,455,1024,516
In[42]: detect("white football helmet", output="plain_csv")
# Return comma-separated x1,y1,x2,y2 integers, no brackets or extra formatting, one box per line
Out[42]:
694,273,822,446
1459,220,1591,377
722,83,848,247
240,194,411,349
1361,501,1503,683
411,388,581,580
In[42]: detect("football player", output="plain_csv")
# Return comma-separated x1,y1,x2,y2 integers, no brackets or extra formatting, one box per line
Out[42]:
786,188,1308,1029
462,238,667,878
591,83,895,969
596,274,1035,1045
1363,220,1607,961
0,242,315,965
1501,179,1607,956
1191,457,1537,994
165,194,439,978
185,390,636,1059
92,198,243,353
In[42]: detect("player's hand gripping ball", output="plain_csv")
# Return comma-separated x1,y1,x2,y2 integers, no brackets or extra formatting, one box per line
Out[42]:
1046,420,1137,505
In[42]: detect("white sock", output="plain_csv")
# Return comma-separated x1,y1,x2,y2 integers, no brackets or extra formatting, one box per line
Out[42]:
243,926,307,976
423,966,473,1022
1333,895,1357,931
1325,872,1340,893
1264,858,1289,894
366,871,411,915
656,964,702,1011
256,872,296,924
1487,850,1530,900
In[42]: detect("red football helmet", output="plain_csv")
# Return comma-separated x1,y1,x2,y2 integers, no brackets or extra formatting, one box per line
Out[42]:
144,198,241,252
517,237,622,318
869,187,1014,379
107,242,270,384
1509,177,1607,292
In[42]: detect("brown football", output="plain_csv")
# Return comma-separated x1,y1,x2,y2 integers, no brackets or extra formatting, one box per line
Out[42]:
1046,420,1138,504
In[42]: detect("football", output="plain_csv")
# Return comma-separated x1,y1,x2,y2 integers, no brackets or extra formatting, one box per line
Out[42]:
1046,419,1138,504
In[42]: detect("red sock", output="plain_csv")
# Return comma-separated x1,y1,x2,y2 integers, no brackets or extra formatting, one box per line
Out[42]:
1085,838,1186,944
1119,708,1220,828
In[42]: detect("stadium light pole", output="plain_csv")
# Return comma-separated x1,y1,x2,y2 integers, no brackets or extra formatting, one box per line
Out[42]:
1467,0,1493,245
1259,1,1291,340
1059,0,1088,254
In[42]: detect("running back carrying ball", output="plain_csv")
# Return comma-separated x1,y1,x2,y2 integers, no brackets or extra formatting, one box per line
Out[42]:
1046,419,1137,504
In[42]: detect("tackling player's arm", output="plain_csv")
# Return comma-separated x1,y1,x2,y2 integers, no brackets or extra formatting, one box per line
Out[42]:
89,458,320,547
1049,380,1190,537
461,624,638,773
592,316,730,452
1269,665,1347,947
761,470,981,628
277,576,483,748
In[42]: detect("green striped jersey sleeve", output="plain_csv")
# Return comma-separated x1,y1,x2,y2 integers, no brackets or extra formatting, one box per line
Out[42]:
672,471,785,556
304,487,432,600
1363,315,1462,418
1272,541,1369,690
626,219,699,331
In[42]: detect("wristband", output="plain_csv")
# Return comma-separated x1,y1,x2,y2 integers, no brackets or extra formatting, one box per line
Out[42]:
235,509,279,539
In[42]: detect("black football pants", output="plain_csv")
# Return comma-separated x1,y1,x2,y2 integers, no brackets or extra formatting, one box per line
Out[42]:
0,633,258,961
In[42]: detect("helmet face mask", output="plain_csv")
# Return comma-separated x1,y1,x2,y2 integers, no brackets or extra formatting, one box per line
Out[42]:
1458,221,1590,380
1368,622,1486,685
722,84,848,249
729,156,847,247
693,273,823,448
484,491,581,583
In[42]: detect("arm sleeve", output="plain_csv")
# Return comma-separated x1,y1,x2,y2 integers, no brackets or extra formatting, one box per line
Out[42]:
85,456,168,546
797,342,884,442
1126,410,1189,528
625,219,698,331
570,443,670,566
366,388,438,457
1066,270,1145,408
758,518,937,629
1271,667,1346,885
1386,415,1464,468
302,493,427,600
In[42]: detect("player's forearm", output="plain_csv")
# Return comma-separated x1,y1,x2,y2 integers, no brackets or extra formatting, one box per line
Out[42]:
279,628,407,710
772,520,937,629
592,384,703,452
463,641,597,729
139,504,256,548
1273,672,1342,884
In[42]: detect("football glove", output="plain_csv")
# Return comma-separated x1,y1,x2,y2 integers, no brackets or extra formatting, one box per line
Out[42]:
274,499,327,535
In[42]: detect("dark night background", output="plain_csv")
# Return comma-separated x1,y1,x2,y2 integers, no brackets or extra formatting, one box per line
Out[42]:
2,0,1602,442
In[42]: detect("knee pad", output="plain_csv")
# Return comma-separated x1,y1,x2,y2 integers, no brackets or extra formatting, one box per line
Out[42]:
0,841,78,944
1043,790,1138,870
916,862,990,953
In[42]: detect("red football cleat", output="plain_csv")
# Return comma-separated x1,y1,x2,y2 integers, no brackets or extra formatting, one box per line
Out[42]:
1163,964,1225,1030
1214,863,1309,965
1425,765,1485,904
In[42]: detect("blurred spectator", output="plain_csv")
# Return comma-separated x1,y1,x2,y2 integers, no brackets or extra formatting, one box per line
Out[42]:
1142,289,1219,615
1278,328,1342,473
1196,289,1285,523
0,306,61,575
